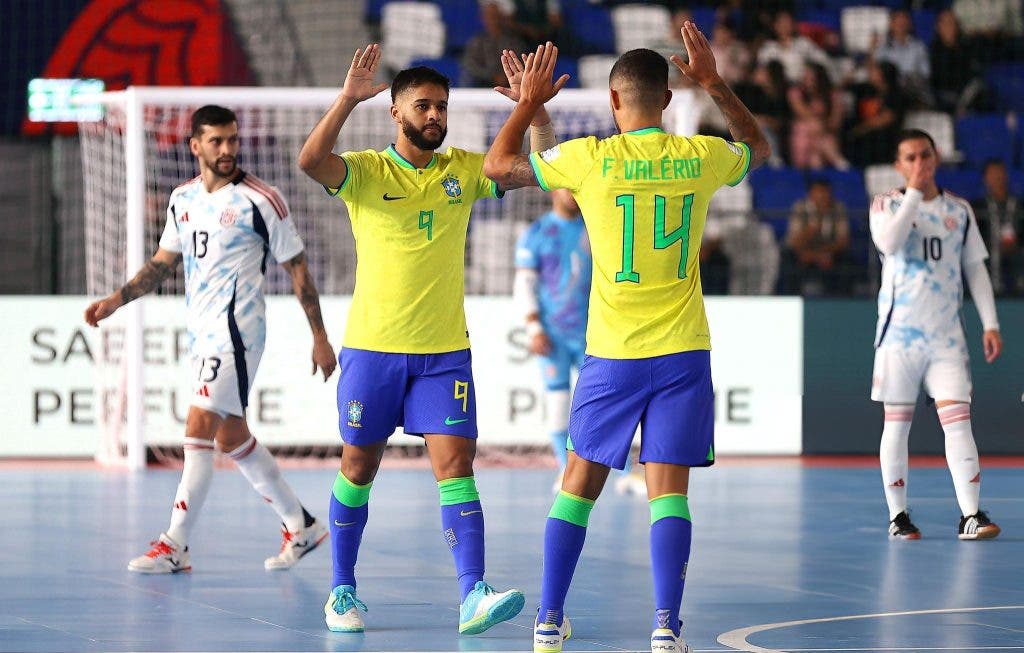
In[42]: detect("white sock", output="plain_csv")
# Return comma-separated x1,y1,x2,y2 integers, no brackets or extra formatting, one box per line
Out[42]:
166,437,215,547
938,403,981,517
880,404,913,520
227,436,305,532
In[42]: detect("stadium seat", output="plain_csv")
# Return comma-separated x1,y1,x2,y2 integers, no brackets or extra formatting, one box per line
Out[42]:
382,2,445,71
409,56,460,85
903,111,957,161
864,164,902,198
956,114,1013,168
577,55,616,89
841,7,890,54
935,167,984,201
797,9,842,32
985,63,1024,113
690,7,717,33
749,167,807,214
1009,168,1024,196
911,9,936,46
553,56,579,89
439,0,481,54
365,0,388,24
611,4,671,54
562,0,615,55
815,168,869,210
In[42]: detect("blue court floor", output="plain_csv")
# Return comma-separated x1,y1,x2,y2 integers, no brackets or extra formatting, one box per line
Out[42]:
0,462,1021,653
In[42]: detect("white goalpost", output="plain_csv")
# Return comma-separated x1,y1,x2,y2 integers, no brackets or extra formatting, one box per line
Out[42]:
80,86,702,470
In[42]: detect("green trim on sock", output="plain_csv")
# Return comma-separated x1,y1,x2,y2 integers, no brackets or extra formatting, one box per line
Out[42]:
437,476,480,506
333,472,372,507
548,491,595,527
649,493,690,525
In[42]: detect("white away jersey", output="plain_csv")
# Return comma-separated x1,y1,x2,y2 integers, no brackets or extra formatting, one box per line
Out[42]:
158,171,304,357
870,188,988,352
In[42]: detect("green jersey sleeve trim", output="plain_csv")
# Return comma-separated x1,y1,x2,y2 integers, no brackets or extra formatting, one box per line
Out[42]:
726,141,752,187
528,152,551,192
490,179,505,199
323,159,350,197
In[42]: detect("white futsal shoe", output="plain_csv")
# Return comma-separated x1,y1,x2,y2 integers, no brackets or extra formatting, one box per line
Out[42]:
324,584,367,632
127,533,191,574
651,624,691,653
265,519,329,570
534,614,571,653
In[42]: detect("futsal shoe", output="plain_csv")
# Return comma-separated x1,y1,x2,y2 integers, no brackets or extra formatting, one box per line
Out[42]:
324,584,367,632
534,614,572,653
959,511,1001,540
459,581,526,635
888,511,921,540
651,625,691,653
265,518,329,570
127,533,191,573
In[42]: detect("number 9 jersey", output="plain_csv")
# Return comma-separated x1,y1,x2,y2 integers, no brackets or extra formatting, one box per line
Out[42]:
869,189,989,353
528,129,751,359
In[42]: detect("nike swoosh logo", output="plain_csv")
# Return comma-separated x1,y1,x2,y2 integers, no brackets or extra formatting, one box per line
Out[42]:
444,417,468,425
334,520,356,527
460,509,482,517
382,193,406,201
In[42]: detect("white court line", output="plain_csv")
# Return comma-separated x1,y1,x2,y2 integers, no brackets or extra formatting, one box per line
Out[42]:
717,605,1024,653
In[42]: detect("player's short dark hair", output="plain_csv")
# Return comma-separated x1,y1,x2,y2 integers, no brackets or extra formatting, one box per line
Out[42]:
808,177,832,190
609,48,669,106
391,66,450,103
982,157,1007,173
894,129,936,157
191,105,237,138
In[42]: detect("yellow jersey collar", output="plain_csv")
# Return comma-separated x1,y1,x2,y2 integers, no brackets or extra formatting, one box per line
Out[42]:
386,144,438,170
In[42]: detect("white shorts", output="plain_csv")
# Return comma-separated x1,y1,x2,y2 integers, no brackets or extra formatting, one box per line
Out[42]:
190,348,263,417
871,346,972,404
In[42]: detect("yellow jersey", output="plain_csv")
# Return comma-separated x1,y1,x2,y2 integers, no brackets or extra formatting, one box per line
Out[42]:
529,128,750,359
328,145,502,353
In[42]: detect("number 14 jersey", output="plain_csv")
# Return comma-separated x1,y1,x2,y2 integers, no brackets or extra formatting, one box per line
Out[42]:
529,129,751,359
870,189,989,352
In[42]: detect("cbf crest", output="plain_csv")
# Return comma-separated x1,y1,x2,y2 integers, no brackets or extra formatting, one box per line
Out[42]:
346,400,364,428
441,175,462,198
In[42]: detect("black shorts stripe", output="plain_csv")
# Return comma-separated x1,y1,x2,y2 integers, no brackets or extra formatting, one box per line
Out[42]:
227,285,249,410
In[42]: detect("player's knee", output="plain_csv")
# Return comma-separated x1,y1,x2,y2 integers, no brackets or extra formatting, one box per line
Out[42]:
340,444,383,485
185,406,223,439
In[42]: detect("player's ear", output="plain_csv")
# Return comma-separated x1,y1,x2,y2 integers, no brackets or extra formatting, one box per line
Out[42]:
188,136,200,157
390,104,400,125
663,89,672,110
609,88,621,111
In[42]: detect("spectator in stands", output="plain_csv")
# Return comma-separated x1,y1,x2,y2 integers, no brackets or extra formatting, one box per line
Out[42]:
974,159,1024,296
461,1,528,88
496,0,561,45
710,16,752,87
700,218,732,295
873,9,932,108
758,10,832,84
953,0,1024,59
930,9,989,116
737,60,790,167
846,61,905,166
787,62,850,170
779,179,853,296
650,9,692,88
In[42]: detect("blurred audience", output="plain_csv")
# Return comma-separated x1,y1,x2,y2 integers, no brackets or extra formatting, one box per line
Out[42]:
462,1,528,88
494,0,561,45
758,10,832,84
779,179,854,296
930,9,990,116
846,61,906,167
710,16,753,86
737,60,790,168
974,159,1024,296
787,62,849,170
873,9,932,108
953,0,1024,59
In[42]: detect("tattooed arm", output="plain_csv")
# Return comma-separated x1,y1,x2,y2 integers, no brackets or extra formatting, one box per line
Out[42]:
281,251,337,381
670,21,771,170
84,248,180,327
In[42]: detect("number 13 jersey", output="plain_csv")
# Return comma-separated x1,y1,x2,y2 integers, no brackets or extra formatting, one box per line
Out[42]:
870,189,989,353
529,129,751,359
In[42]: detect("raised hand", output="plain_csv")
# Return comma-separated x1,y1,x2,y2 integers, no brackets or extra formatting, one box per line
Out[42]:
670,21,720,88
342,44,390,102
494,49,528,101
519,42,571,106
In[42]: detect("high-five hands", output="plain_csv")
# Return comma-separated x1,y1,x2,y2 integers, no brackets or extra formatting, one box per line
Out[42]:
669,21,721,88
518,42,571,106
342,44,390,102
495,49,528,101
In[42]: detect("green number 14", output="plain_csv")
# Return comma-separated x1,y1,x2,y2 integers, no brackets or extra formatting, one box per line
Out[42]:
615,193,693,283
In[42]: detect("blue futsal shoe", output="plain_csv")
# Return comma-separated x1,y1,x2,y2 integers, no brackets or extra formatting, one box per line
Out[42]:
458,580,525,634
324,584,367,632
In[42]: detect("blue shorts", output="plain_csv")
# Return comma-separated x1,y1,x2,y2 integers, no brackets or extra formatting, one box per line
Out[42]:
567,350,714,470
537,338,586,391
337,347,478,445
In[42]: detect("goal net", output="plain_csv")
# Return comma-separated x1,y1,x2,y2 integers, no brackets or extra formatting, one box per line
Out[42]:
80,87,700,468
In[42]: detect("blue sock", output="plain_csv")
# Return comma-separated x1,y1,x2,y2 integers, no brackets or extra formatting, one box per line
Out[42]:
649,494,692,636
330,472,371,590
549,430,569,469
438,477,485,601
539,491,594,626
